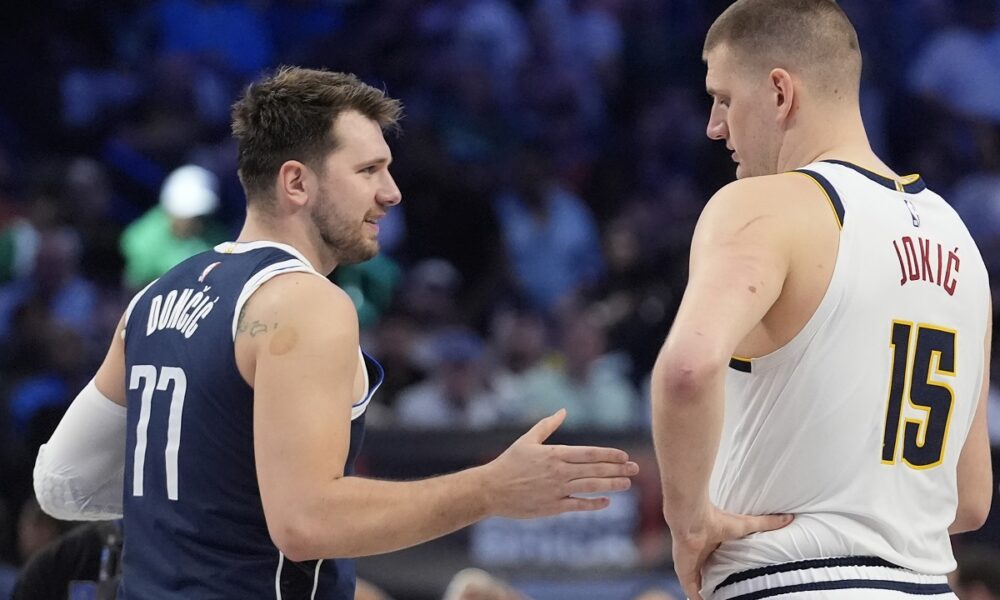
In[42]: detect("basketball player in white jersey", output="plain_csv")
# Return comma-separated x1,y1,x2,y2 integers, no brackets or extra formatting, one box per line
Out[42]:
651,2,993,599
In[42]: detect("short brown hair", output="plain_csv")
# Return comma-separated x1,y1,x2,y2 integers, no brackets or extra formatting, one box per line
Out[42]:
704,0,862,99
231,67,403,204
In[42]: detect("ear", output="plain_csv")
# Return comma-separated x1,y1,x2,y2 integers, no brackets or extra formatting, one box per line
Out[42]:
769,68,795,122
277,160,312,209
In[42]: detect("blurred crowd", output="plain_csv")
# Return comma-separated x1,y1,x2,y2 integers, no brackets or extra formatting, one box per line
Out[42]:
1,0,999,596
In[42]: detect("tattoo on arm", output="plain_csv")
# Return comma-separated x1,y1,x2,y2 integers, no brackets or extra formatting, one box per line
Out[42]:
236,305,278,337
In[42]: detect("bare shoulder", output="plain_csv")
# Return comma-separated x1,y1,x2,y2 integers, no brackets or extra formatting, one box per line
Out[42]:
704,173,822,216
237,272,358,343
696,173,820,241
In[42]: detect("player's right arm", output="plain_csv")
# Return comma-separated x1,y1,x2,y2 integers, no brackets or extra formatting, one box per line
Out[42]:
242,273,638,562
33,314,129,520
949,298,993,534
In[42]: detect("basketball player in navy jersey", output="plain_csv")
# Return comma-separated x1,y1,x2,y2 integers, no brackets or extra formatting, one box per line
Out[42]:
32,67,638,599
651,2,992,599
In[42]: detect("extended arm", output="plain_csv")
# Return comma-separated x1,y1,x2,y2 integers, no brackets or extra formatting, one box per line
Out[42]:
246,273,637,561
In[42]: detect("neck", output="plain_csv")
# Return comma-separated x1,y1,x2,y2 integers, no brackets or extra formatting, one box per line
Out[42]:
776,102,898,177
235,210,337,274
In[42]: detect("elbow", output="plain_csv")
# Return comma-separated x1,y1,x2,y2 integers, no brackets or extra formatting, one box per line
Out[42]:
651,347,728,402
952,498,991,535
269,517,322,562
267,512,352,562
33,448,75,521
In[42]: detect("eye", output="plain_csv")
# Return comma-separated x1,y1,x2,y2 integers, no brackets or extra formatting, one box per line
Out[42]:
360,165,378,175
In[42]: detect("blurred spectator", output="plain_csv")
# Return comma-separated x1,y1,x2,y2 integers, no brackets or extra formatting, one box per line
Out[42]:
120,164,228,290
395,328,510,429
950,543,1000,600
12,520,121,600
443,568,526,600
488,303,551,400
396,258,465,333
908,0,1000,123
494,148,604,312
952,125,1000,283
139,0,274,78
15,498,67,566
365,314,426,421
0,500,15,600
585,212,679,380
61,157,127,289
0,228,98,342
6,324,88,441
332,253,403,330
630,590,682,600
512,311,638,429
0,215,39,286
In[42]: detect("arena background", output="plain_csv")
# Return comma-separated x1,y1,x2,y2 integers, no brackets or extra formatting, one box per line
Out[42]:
0,1,998,599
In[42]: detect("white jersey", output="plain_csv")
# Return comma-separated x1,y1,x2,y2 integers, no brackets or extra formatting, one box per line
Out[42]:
704,160,990,596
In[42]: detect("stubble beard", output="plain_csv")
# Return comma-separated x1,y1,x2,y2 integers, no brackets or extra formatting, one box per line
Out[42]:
311,197,378,266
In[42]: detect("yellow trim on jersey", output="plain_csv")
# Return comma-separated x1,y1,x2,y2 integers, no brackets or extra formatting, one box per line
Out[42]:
792,171,843,230
899,174,921,185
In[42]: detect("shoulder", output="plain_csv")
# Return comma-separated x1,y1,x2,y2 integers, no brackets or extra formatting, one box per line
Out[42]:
705,172,820,211
242,272,358,337
697,173,820,237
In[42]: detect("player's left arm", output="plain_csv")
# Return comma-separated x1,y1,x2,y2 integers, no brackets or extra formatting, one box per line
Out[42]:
949,296,993,534
33,315,128,520
651,177,801,598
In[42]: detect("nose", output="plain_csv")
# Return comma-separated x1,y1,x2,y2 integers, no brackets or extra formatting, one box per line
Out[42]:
706,105,728,142
378,171,402,206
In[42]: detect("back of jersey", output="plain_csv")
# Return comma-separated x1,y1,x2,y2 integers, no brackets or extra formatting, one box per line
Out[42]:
119,241,366,600
705,161,990,591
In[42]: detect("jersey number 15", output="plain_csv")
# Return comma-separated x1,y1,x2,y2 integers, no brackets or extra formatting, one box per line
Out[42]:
881,321,956,469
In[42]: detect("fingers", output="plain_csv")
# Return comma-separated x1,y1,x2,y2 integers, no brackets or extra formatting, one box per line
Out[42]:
564,461,639,480
681,580,704,600
555,445,630,464
677,564,705,600
564,476,632,495
729,513,794,539
521,409,566,444
557,496,610,513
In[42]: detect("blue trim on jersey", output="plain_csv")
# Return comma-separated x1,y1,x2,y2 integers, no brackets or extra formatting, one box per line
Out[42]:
715,556,901,591
796,168,846,228
728,357,752,373
822,159,927,194
357,352,385,405
726,579,953,600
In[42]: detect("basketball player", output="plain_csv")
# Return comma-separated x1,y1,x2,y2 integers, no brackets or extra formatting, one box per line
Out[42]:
650,2,992,599
32,67,638,599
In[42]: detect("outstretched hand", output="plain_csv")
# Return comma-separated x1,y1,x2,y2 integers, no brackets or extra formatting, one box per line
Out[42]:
485,409,639,518
670,505,793,600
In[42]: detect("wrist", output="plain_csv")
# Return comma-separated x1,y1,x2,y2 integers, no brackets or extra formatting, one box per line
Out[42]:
662,498,712,538
463,464,497,519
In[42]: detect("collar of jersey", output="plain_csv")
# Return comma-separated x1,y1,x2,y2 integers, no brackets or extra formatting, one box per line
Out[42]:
821,159,926,194
214,240,316,272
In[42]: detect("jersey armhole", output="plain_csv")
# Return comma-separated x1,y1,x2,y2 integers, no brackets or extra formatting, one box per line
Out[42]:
121,279,159,344
793,169,846,230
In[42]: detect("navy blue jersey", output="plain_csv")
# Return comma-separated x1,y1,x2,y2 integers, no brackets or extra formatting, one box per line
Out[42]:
119,241,381,600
